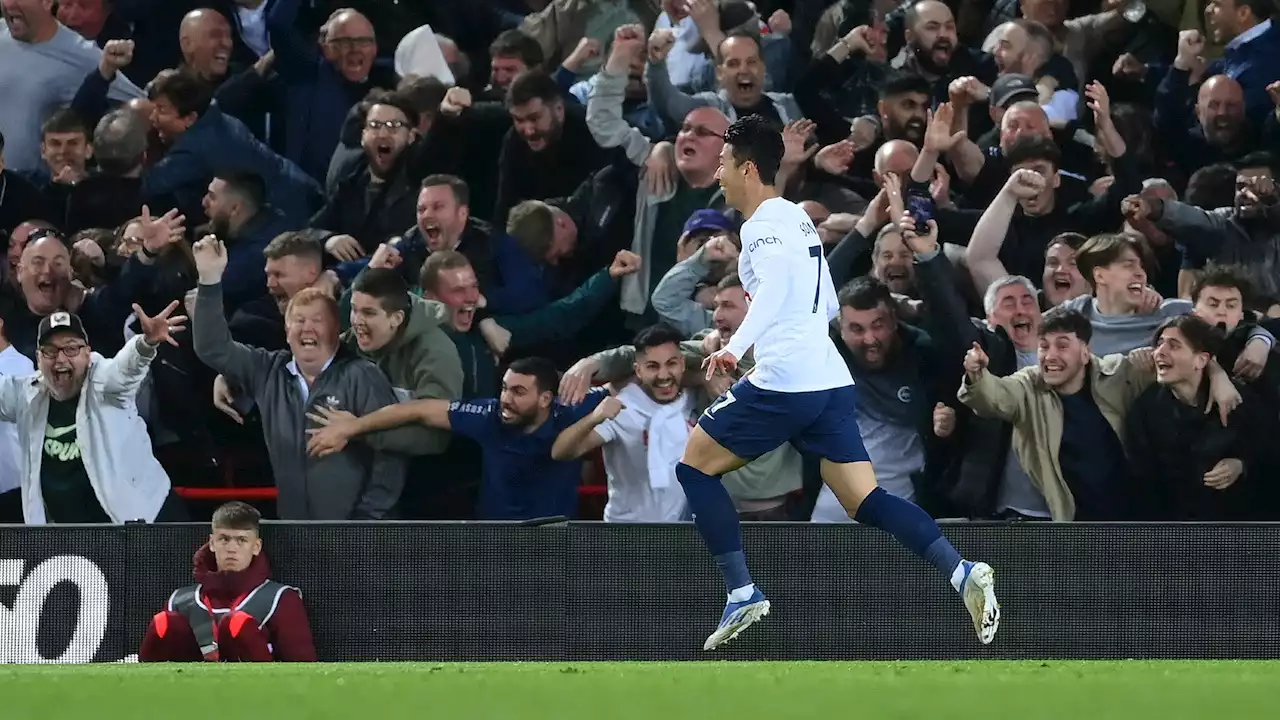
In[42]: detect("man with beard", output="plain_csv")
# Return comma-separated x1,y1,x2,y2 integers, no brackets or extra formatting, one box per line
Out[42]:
0,306,187,524
550,323,694,522
959,307,1164,521
313,91,421,267
830,72,932,184
645,26,802,129
0,0,143,174
306,356,608,521
1125,314,1278,520
1125,163,1280,305
557,273,805,522
192,235,406,520
1155,74,1255,180
891,0,983,104
809,275,956,520
1193,2,1280,122
589,26,732,322
492,70,613,225
200,171,291,314
870,223,917,297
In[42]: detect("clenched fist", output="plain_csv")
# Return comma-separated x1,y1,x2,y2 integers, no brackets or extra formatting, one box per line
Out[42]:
609,250,642,278
932,403,956,438
592,395,626,423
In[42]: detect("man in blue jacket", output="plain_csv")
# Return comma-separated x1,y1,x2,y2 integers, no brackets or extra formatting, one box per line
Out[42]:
142,68,321,227
200,170,293,315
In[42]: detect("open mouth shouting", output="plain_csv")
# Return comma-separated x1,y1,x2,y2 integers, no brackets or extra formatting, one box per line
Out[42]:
651,376,679,401
420,221,443,248
1154,356,1173,378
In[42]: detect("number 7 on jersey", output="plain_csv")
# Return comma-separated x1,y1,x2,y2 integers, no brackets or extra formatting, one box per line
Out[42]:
809,245,822,313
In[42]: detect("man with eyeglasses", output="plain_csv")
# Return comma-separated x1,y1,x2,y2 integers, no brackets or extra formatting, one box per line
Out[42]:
312,90,421,274
268,0,398,182
0,307,188,524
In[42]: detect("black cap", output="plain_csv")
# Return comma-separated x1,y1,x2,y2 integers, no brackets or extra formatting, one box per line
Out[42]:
990,74,1038,108
37,312,88,347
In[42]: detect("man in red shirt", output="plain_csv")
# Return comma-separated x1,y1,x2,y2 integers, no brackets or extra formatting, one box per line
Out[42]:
139,502,316,662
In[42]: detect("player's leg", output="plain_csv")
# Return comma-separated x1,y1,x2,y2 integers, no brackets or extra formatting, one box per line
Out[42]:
681,380,796,650
801,386,1001,644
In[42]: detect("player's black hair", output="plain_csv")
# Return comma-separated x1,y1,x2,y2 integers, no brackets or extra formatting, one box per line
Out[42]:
633,323,686,354
837,276,895,313
1039,306,1093,344
877,70,931,100
508,356,559,396
1151,314,1222,357
723,114,784,186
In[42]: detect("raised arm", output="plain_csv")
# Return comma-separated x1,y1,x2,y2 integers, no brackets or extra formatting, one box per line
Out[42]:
966,170,1044,295
587,26,657,167
191,236,279,394
956,343,1032,423
644,29,707,129
550,395,623,461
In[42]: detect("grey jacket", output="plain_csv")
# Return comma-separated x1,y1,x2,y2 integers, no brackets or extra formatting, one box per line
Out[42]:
650,244,718,336
644,57,802,128
586,69,727,315
193,283,407,520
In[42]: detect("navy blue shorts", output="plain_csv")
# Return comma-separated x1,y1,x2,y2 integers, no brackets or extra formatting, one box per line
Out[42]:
698,378,869,463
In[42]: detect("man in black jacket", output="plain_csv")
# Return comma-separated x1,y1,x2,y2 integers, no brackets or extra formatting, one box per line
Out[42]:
1126,314,1278,520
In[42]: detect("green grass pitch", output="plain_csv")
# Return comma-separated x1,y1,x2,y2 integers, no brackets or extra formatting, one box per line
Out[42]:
4,661,1279,718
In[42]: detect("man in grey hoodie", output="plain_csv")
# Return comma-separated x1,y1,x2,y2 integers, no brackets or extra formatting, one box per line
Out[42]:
191,234,407,520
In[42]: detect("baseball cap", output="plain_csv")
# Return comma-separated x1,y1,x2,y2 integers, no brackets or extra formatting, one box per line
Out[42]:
682,209,734,237
37,312,88,348
990,74,1038,108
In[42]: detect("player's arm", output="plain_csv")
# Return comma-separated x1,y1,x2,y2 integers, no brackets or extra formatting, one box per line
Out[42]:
724,224,793,360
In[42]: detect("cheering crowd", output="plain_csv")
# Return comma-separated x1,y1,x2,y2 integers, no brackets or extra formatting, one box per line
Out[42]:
2,0,1280,528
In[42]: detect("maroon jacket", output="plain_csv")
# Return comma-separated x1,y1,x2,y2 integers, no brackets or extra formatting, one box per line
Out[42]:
189,544,317,662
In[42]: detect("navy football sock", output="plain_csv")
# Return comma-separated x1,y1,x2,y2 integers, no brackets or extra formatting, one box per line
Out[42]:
676,462,753,592
854,487,963,582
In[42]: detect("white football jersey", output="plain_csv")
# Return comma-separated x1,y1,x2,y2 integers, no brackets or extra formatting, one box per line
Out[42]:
723,197,854,393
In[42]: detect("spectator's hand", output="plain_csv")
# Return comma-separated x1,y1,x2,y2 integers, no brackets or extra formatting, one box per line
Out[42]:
137,205,186,255
922,103,965,154
686,0,719,32
849,117,878,152
931,164,952,208
815,139,855,175
1090,175,1115,197
440,86,472,115
325,234,365,263
1239,175,1278,207
99,39,134,79
559,357,599,405
781,119,817,166
1122,193,1156,222
478,317,512,357
135,299,187,348
1233,337,1270,381
563,37,602,74
608,24,646,73
1085,81,1114,131
964,342,989,381
648,28,676,63
767,9,792,36
254,49,275,76
1268,81,1280,113
1174,30,1206,72
1004,168,1046,199
932,403,955,438
1206,364,1243,425
192,234,228,284
644,141,677,197
1112,53,1145,81
609,250,642,278
893,293,924,320
702,347,738,380
883,172,905,220
702,235,739,264
367,243,402,270
899,213,939,255
704,368,734,397
949,77,987,108
839,25,879,58
592,395,625,422
820,213,858,236
1137,286,1163,314
1128,346,1156,375
212,374,243,424
1203,458,1244,489
52,164,86,185
313,269,342,300
305,407,358,457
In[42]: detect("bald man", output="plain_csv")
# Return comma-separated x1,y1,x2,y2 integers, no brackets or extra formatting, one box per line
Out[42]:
874,140,920,186
180,9,234,82
270,0,398,181
1156,73,1255,178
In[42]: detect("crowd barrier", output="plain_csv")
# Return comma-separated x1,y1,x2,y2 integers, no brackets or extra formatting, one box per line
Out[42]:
2,521,1279,663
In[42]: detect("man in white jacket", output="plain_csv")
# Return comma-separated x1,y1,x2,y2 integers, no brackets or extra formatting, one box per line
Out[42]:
0,294,33,523
0,305,186,524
